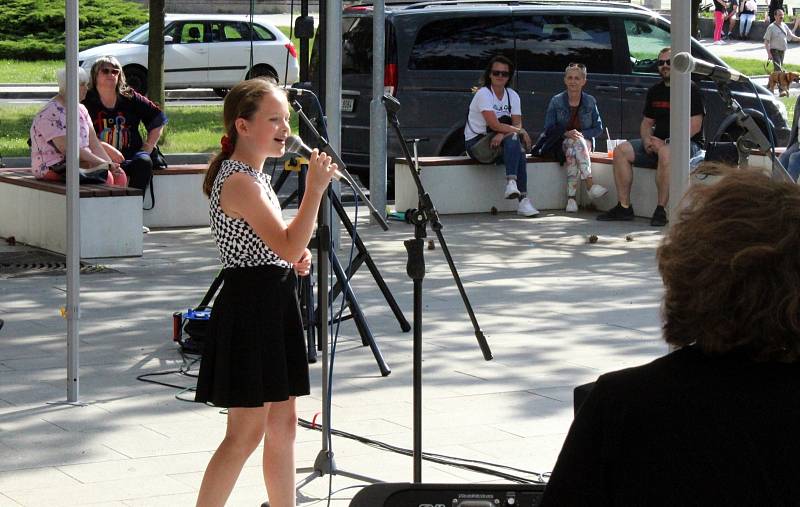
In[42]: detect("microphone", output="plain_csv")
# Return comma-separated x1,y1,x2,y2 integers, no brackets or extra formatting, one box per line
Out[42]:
285,135,345,181
672,52,748,83
282,85,314,102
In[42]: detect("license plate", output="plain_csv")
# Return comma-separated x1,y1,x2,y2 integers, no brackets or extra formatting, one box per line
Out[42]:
341,97,355,112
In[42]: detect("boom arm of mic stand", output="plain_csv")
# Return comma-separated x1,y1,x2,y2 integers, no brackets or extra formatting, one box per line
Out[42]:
715,81,794,183
290,100,390,230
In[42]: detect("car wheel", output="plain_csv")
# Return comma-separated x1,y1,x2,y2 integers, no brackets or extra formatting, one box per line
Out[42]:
124,66,148,95
440,133,466,156
247,65,279,84
213,88,229,98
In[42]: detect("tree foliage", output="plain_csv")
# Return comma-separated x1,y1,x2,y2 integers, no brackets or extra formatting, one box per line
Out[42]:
0,0,148,60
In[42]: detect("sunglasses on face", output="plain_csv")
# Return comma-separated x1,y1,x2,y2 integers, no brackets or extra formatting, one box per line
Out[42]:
491,70,510,77
657,59,671,67
100,67,120,76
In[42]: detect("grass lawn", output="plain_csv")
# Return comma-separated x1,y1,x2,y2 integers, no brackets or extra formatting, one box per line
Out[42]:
0,103,301,158
1,104,223,158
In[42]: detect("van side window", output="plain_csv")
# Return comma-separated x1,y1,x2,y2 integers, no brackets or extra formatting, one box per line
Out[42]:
342,17,373,75
409,17,514,70
624,20,672,74
514,16,613,73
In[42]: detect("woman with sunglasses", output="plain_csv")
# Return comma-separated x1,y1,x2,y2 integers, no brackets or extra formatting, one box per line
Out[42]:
30,67,127,186
465,55,538,217
83,56,167,200
541,63,607,213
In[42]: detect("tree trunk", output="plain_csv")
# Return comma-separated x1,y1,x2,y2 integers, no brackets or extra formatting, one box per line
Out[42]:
147,0,166,108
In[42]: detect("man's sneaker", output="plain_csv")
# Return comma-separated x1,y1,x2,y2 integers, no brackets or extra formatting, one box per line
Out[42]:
597,202,634,221
517,197,539,217
504,179,520,199
565,198,579,213
650,205,668,226
142,226,150,234
588,184,608,200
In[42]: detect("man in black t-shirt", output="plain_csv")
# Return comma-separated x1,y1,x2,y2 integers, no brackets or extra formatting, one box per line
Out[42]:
597,47,705,226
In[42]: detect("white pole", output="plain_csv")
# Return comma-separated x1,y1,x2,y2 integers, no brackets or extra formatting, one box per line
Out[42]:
65,0,81,402
326,0,342,245
370,0,387,220
670,0,692,223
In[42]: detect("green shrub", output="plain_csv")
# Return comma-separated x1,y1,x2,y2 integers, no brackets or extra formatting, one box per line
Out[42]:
0,0,148,60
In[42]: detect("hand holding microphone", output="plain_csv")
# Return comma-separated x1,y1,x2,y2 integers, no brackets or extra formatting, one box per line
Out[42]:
285,135,341,191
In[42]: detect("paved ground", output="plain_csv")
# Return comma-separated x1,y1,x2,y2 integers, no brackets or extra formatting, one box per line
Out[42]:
0,204,669,506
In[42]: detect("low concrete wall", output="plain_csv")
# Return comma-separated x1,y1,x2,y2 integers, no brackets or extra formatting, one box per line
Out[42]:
698,16,769,40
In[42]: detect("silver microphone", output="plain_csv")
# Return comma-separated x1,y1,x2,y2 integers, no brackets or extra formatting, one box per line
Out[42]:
285,135,344,181
672,52,748,83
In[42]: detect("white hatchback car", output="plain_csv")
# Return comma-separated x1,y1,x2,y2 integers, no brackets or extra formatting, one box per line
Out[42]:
78,14,299,96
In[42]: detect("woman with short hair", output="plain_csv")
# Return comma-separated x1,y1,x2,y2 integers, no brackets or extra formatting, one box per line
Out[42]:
541,63,607,213
29,67,127,186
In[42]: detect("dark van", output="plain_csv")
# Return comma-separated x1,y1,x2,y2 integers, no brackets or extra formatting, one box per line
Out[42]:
311,1,790,185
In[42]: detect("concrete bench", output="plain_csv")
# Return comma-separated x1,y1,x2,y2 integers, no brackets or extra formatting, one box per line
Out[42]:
395,152,782,218
145,164,208,228
394,154,630,215
0,171,143,258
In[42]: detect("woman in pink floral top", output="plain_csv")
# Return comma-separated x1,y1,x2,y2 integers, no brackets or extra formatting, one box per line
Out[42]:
29,67,127,186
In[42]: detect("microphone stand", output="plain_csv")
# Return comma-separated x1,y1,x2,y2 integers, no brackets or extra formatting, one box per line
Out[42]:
382,94,493,483
290,93,406,493
716,81,794,182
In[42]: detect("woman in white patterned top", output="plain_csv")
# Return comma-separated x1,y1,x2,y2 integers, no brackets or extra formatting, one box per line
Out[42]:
195,78,337,507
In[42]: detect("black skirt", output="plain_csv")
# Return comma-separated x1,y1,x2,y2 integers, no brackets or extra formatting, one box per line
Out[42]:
194,264,310,408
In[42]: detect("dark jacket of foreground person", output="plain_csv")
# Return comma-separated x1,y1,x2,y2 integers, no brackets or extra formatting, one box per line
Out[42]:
543,165,800,506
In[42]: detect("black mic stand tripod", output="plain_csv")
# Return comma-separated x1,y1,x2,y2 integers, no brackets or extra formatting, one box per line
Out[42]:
715,80,794,182
382,94,493,482
285,93,410,493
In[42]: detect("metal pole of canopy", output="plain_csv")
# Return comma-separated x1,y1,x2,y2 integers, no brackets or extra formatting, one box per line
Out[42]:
65,0,81,402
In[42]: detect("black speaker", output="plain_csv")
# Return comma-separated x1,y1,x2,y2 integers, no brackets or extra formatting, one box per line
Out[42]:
349,482,545,507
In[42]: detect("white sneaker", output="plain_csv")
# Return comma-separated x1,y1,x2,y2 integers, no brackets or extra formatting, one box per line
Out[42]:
565,198,579,213
142,226,150,234
504,179,520,199
517,197,539,217
588,184,608,200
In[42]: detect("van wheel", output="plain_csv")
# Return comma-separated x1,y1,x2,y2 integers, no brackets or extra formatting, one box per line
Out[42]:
213,88,229,98
124,66,148,95
440,134,466,156
247,65,279,84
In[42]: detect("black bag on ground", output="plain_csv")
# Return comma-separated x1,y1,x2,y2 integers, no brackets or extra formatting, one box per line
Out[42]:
177,271,224,355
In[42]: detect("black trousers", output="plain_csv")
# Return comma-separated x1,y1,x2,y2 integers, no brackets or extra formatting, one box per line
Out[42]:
122,152,153,193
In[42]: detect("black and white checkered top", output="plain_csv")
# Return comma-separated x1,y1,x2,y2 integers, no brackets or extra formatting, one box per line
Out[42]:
209,159,292,269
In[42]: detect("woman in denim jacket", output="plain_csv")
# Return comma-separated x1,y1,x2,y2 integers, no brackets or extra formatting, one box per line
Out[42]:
543,63,608,212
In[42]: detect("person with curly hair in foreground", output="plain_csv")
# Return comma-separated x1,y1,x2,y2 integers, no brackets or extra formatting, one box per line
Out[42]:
543,164,800,505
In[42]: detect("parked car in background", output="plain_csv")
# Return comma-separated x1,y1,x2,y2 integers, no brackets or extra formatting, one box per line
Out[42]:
310,0,790,187
79,14,299,96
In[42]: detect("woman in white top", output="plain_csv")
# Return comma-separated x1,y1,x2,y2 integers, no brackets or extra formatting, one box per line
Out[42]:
465,55,538,217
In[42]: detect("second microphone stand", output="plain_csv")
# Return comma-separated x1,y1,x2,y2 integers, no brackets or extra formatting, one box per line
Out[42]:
382,94,493,483
716,80,794,182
